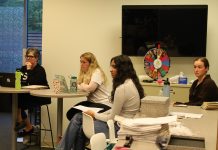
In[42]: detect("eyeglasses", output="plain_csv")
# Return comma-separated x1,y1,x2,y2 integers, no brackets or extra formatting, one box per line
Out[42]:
25,55,35,59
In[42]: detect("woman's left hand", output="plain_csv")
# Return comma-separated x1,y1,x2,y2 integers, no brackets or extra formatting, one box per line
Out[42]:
84,110,95,118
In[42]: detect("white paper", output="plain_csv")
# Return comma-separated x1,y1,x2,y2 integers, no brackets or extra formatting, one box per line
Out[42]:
73,105,103,113
116,115,177,127
22,85,48,89
170,112,203,119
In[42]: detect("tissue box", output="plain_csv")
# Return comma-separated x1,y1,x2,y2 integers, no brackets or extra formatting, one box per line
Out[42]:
140,96,170,117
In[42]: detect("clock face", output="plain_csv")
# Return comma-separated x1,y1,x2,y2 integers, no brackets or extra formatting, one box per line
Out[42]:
144,47,170,80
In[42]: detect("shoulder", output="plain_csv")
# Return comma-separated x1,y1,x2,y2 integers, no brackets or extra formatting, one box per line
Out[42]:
203,75,217,87
91,68,103,78
204,75,215,83
116,79,134,91
35,64,45,70
92,68,101,74
33,64,46,74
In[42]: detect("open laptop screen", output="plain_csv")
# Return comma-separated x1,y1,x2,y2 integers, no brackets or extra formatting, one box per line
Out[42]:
0,72,15,87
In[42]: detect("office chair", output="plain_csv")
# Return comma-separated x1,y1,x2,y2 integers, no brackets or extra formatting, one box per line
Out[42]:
27,105,54,149
82,112,117,150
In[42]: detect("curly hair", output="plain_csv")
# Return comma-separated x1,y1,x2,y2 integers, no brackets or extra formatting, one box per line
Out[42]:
110,55,145,102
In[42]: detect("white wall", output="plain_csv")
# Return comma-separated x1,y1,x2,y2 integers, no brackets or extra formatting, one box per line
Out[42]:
42,0,218,144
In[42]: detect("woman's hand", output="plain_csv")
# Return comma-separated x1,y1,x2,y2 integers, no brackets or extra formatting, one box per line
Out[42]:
25,62,32,70
84,110,95,118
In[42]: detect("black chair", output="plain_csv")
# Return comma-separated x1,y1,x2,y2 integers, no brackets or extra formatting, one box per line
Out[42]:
26,105,54,149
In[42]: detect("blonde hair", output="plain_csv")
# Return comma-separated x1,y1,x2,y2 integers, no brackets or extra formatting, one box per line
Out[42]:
77,52,107,85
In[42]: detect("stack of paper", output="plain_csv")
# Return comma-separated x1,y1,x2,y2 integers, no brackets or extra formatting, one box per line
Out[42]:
115,115,177,142
201,102,218,110
118,124,162,141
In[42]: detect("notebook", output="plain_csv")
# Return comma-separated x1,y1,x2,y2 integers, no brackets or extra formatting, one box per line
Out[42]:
0,72,16,87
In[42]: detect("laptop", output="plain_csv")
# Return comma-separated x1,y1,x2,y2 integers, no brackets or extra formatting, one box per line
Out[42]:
54,75,69,93
0,72,15,87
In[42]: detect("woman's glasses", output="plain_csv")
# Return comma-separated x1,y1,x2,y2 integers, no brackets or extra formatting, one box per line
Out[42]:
25,55,35,59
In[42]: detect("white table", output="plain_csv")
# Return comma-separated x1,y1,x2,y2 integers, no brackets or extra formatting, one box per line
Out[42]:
30,89,88,141
114,106,218,150
0,87,29,150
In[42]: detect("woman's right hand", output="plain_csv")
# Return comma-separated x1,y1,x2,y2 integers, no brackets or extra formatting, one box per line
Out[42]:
25,62,32,70
84,110,95,118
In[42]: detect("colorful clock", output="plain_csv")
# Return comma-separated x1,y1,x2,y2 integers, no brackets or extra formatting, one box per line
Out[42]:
144,47,170,80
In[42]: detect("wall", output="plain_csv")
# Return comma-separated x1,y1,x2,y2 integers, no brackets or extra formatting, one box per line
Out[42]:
42,0,218,143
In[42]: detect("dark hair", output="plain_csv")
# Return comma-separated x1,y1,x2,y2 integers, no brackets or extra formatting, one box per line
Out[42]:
194,57,209,69
110,55,145,102
26,47,40,59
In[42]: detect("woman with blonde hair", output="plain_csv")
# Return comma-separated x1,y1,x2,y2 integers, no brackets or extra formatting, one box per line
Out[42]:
57,52,111,149
66,52,111,120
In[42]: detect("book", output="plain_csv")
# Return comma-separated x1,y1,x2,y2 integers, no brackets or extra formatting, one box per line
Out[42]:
201,102,218,110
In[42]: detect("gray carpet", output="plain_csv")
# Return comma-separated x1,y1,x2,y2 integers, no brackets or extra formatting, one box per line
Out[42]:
0,113,53,150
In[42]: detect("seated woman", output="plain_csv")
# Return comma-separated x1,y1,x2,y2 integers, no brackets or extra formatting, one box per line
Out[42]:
56,55,145,150
66,52,111,121
175,57,218,106
15,48,51,136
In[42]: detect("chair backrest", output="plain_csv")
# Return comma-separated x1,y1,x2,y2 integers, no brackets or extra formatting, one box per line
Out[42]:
82,112,95,139
107,119,117,143
90,133,107,150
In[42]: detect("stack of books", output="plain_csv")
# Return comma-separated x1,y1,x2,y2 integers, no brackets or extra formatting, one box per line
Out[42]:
201,102,218,110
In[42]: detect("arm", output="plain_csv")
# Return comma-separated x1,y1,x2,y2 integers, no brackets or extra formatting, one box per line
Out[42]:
78,69,103,92
78,81,98,92
94,85,126,122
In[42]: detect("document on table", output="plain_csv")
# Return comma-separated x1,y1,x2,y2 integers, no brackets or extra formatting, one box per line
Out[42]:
170,112,203,119
22,85,48,89
115,115,177,126
73,105,103,113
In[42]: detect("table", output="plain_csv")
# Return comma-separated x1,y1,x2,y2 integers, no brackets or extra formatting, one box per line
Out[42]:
0,87,29,150
114,106,218,150
30,89,88,141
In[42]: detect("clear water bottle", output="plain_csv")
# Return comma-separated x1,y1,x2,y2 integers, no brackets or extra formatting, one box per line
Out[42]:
70,76,77,93
163,78,170,97
15,69,21,90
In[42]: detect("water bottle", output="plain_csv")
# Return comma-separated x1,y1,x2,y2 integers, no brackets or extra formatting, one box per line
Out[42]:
15,69,21,90
70,76,77,93
163,78,170,97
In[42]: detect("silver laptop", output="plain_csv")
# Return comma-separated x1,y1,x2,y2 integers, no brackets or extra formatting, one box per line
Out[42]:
0,72,15,87
54,75,69,93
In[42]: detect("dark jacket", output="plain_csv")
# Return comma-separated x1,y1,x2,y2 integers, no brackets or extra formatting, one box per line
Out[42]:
187,75,218,106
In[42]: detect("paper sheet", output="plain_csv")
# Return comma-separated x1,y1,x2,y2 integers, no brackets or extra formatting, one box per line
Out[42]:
115,115,177,126
21,85,48,89
73,105,103,113
170,112,203,119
